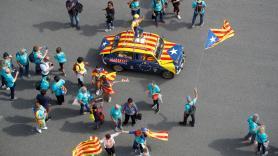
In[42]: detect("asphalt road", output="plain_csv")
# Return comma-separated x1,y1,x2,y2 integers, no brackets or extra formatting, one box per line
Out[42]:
0,0,278,156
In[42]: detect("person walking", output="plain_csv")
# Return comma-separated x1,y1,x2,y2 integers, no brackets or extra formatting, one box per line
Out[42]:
147,82,161,113
77,86,93,115
122,128,148,154
54,47,67,76
128,0,140,18
66,0,80,30
16,48,30,78
191,0,206,28
4,68,19,100
33,102,48,133
40,56,54,78
36,89,51,121
51,75,66,105
104,1,115,32
110,104,123,131
171,0,181,19
100,132,121,156
36,76,50,92
243,113,260,144
179,88,198,127
122,98,138,126
256,125,269,156
32,46,48,74
0,60,8,90
152,0,166,26
73,57,88,87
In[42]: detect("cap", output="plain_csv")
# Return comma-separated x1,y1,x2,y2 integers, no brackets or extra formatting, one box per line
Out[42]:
134,14,140,19
186,96,191,101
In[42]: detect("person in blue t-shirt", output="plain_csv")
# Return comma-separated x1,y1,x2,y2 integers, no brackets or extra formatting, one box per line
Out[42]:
16,48,30,78
4,68,19,100
256,125,269,156
32,45,48,74
128,0,140,18
3,52,14,70
152,0,166,26
123,128,148,154
39,76,50,91
51,75,66,105
243,113,260,144
77,86,93,115
0,60,8,89
179,88,198,127
54,47,67,76
110,104,123,131
191,0,207,28
147,82,161,113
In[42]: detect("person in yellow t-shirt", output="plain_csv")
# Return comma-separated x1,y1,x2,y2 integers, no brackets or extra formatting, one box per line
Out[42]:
131,14,144,38
73,57,88,87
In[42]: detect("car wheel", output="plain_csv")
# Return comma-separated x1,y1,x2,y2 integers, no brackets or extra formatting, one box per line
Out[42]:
112,65,124,72
161,71,174,79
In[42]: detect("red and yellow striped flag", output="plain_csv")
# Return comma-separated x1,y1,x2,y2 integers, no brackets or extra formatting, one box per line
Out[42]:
210,20,235,47
72,136,102,156
105,72,117,81
146,130,169,141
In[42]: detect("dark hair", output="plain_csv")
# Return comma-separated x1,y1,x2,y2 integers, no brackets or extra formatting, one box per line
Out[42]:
105,134,111,139
33,46,39,52
3,52,9,58
128,98,133,103
54,75,60,82
77,57,84,63
143,148,148,153
56,47,62,53
108,1,113,6
40,90,47,95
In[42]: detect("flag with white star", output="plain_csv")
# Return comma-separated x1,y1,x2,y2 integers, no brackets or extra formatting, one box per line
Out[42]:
167,45,183,61
204,20,235,49
99,38,110,51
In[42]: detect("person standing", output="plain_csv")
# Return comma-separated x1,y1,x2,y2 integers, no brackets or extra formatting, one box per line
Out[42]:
77,86,93,115
66,0,80,30
122,98,138,126
40,56,54,78
3,52,14,70
243,113,260,144
104,1,115,32
33,102,48,133
92,65,107,95
128,0,140,18
4,68,19,100
73,57,88,87
171,0,181,19
122,128,148,154
54,47,67,76
32,45,48,74
256,126,269,156
191,0,206,28
16,48,30,78
131,14,144,40
36,90,51,121
110,104,123,131
179,88,198,127
147,82,161,113
152,0,166,26
100,132,121,156
51,75,66,105
0,60,8,89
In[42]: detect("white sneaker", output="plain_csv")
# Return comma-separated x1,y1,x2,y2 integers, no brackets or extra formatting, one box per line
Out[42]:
6,87,10,90
111,26,115,30
42,126,48,130
139,38,145,43
105,29,111,32
177,15,181,19
115,127,120,131
96,90,100,96
36,128,42,133
108,96,112,102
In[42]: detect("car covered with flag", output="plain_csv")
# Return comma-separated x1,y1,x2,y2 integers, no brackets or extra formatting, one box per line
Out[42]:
98,30,185,79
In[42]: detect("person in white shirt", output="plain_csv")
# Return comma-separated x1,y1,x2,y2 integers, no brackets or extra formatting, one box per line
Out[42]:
100,132,121,156
40,56,54,77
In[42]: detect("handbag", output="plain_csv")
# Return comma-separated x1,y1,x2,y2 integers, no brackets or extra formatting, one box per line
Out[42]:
136,113,142,120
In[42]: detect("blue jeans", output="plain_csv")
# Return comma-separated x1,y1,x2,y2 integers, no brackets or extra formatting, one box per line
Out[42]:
133,141,144,153
134,26,143,38
19,63,29,77
154,11,164,23
69,14,80,28
106,20,114,29
192,12,204,26
80,104,90,114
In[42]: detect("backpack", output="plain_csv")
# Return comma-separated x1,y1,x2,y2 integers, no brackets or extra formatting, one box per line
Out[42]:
28,52,35,63
186,104,196,114
72,63,80,72
75,2,83,13
195,2,203,13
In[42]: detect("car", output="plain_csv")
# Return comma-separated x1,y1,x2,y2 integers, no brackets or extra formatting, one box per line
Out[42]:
98,30,185,79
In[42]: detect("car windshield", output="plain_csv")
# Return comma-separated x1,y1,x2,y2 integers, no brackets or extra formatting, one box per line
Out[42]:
155,37,164,59
112,34,120,49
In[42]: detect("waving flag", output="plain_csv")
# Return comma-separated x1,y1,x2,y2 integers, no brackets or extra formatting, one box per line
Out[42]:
205,20,235,49
72,136,102,156
99,38,111,51
106,72,116,81
145,130,169,141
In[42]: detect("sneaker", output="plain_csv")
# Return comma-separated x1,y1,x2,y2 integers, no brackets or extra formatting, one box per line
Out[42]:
263,151,268,156
36,128,42,133
200,23,204,27
83,112,87,115
6,87,10,91
76,26,80,30
10,97,18,101
27,74,31,78
177,15,181,19
42,126,48,130
179,122,186,126
105,29,111,32
115,127,120,131
155,109,159,114
191,24,196,28
1,85,6,89
160,20,166,23
111,26,115,30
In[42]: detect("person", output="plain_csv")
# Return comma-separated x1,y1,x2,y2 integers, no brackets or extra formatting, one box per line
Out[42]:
243,113,260,144
54,47,67,76
147,82,161,113
32,45,48,74
104,1,115,32
36,90,51,121
110,104,123,131
122,128,148,154
16,48,30,78
66,0,80,30
77,86,93,115
100,132,121,156
191,0,206,28
100,75,114,102
122,98,138,126
131,14,144,40
51,75,66,105
171,0,181,19
73,57,87,87
40,56,54,78
91,104,104,129
4,68,19,100
92,65,107,95
152,0,166,26
33,102,48,133
0,60,8,90
3,52,14,70
128,0,140,18
179,88,198,127
256,125,269,156
36,76,50,92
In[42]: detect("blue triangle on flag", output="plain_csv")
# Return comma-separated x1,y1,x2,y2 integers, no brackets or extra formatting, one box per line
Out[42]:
205,30,219,49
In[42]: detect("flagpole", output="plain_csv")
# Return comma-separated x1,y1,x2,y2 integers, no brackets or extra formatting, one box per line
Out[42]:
194,49,206,88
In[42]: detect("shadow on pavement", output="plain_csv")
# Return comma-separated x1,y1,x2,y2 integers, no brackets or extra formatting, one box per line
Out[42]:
4,115,33,124
147,113,179,131
49,107,79,120
136,101,152,111
11,98,34,109
33,21,71,32
2,124,34,137
115,145,134,156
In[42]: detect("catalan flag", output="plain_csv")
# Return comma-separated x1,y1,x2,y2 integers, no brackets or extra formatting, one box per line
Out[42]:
145,130,169,141
72,136,102,156
105,72,117,81
205,20,235,49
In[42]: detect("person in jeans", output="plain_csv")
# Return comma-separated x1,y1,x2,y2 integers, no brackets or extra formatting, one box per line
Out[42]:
131,14,144,40
4,68,19,100
110,104,123,131
16,48,30,78
100,132,121,156
54,47,67,76
243,113,260,144
36,90,51,121
40,56,54,78
77,86,93,115
191,0,206,28
66,0,80,30
152,0,166,26
51,76,66,105
122,128,148,154
123,98,138,126
0,60,8,89
128,0,140,18
256,125,269,156
104,1,115,32
179,88,198,127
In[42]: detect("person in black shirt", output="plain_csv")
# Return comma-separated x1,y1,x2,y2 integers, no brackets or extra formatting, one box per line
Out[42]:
66,0,80,30
36,90,51,121
104,1,115,32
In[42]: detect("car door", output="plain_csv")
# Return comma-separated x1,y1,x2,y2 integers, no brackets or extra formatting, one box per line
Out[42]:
131,53,161,73
107,51,133,69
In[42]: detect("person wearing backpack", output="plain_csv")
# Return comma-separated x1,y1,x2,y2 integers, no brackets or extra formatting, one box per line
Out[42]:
16,48,30,78
242,113,261,144
179,88,198,127
191,0,206,28
51,75,67,105
73,57,88,87
152,0,166,27
66,0,81,30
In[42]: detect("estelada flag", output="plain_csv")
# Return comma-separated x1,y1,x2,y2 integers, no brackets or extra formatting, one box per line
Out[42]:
205,20,235,49
72,136,102,156
105,72,116,81
145,130,169,141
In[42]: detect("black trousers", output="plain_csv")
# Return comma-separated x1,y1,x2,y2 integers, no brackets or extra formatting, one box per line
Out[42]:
78,78,84,87
105,146,115,155
244,132,256,143
123,114,136,125
152,100,159,110
56,95,64,105
10,85,15,99
257,143,266,154
183,112,195,126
